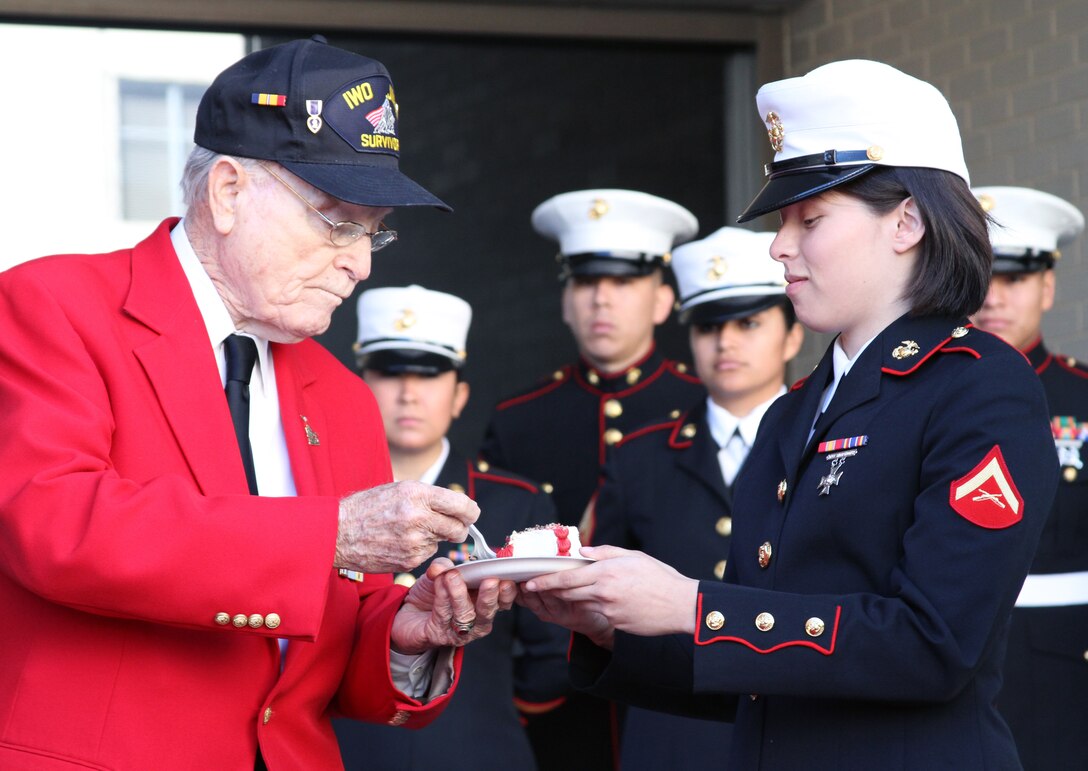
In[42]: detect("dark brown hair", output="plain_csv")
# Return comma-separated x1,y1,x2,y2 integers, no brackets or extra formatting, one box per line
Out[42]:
838,167,992,318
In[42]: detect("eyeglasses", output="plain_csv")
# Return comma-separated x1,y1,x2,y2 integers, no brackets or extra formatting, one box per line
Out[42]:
257,162,397,251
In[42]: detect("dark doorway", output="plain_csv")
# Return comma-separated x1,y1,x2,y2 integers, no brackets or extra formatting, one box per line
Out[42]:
264,32,741,453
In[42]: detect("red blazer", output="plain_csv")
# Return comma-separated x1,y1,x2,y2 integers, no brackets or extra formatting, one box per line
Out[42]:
0,220,459,770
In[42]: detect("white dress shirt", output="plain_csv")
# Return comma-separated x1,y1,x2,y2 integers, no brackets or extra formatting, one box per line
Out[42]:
172,222,295,498
707,387,787,486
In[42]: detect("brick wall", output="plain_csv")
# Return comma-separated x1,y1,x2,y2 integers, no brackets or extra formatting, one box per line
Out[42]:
781,0,1088,361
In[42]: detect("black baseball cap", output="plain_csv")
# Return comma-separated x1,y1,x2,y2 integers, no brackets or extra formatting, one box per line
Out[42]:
195,36,450,211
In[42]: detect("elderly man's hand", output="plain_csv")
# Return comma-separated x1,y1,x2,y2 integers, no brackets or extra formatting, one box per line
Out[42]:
390,559,517,654
335,481,479,574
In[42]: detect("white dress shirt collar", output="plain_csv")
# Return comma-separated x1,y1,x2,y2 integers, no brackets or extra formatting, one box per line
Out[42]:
416,439,451,486
706,386,787,450
819,332,879,415
171,220,272,387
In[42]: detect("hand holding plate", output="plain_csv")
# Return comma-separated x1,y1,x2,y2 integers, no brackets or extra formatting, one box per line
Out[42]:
522,545,700,640
391,558,516,654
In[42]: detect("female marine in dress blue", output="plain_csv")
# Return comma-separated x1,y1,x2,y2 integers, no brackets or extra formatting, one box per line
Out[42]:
521,59,1058,770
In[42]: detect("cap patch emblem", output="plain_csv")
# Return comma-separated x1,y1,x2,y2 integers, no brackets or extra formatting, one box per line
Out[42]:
325,77,400,156
365,86,399,135
949,445,1023,529
341,81,375,109
707,255,728,280
252,92,287,107
588,199,610,220
892,340,920,359
306,100,324,134
766,111,785,153
394,309,417,331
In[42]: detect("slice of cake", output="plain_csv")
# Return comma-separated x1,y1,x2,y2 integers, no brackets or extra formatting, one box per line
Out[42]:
494,524,581,558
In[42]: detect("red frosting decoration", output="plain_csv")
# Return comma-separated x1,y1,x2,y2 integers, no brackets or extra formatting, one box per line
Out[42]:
553,526,569,555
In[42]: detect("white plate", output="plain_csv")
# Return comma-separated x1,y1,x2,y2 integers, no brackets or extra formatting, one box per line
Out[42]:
452,556,594,588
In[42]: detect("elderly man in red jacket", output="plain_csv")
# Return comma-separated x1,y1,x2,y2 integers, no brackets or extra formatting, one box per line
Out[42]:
0,37,513,770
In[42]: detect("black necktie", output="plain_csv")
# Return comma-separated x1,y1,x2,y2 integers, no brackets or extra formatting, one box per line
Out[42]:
224,334,259,495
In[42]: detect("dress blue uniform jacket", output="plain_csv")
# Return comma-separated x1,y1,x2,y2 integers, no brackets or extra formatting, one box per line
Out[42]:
336,451,570,771
481,346,704,769
569,314,1058,770
998,338,1088,769
591,398,737,770
481,346,705,527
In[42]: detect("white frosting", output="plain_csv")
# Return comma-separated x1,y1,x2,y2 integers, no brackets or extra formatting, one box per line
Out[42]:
506,525,582,557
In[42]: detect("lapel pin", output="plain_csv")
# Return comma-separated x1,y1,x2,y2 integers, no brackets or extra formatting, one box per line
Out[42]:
892,340,920,359
301,415,320,446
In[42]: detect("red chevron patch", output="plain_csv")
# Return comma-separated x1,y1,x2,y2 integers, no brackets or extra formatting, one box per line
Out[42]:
949,445,1023,529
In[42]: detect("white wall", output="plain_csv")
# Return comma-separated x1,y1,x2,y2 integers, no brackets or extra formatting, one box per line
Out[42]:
0,25,244,269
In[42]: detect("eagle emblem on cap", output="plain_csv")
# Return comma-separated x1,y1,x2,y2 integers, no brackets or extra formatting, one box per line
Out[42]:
707,255,728,281
394,309,417,331
766,111,785,153
588,198,610,220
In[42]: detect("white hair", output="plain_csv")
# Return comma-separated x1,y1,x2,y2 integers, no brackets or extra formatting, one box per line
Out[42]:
180,146,263,208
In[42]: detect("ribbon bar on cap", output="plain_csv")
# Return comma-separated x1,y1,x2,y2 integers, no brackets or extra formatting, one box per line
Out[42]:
765,149,875,178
